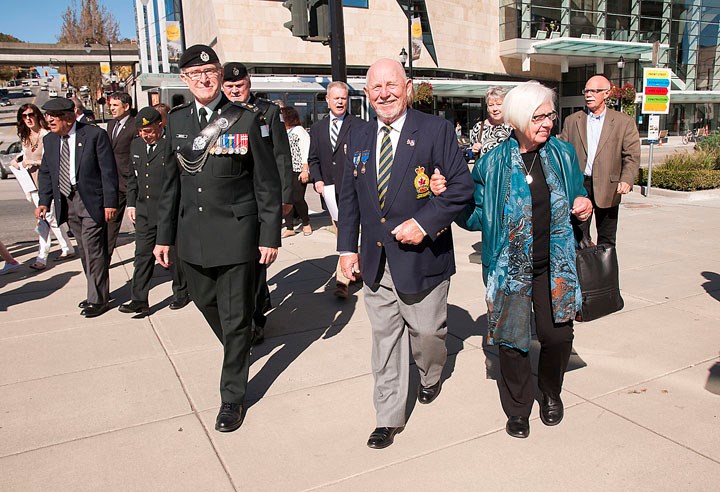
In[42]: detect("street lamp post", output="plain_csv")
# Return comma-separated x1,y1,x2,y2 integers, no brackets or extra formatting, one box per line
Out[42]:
617,55,625,112
406,0,413,80
50,58,71,88
84,38,115,90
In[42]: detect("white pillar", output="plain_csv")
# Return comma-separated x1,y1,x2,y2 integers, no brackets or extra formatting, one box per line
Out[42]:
135,0,149,74
157,0,170,73
147,0,160,73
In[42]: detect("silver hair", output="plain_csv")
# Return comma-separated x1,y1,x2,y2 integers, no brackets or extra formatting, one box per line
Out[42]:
502,81,556,133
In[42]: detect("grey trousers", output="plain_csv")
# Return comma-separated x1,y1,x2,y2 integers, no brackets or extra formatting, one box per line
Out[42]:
363,260,449,427
66,193,109,305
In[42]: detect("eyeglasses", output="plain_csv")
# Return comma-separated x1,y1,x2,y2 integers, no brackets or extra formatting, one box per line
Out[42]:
21,112,36,119
531,111,558,123
581,88,610,95
182,68,220,81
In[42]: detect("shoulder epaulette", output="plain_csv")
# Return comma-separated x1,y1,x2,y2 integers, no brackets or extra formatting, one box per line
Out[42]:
231,101,260,113
169,101,192,114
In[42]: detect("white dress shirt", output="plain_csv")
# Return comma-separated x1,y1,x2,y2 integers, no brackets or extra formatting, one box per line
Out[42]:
585,107,606,176
194,93,223,123
62,123,78,185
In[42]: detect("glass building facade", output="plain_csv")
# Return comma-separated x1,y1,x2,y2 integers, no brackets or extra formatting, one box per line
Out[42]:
500,0,720,134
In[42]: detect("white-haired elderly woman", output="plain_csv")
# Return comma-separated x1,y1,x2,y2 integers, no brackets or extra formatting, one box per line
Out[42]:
468,86,513,158
431,81,592,439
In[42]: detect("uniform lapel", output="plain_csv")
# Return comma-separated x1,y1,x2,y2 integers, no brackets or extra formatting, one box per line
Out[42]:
332,113,351,157
383,110,417,213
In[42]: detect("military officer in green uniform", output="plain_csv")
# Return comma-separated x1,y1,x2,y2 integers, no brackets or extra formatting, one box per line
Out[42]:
118,106,188,315
154,45,282,433
221,61,293,345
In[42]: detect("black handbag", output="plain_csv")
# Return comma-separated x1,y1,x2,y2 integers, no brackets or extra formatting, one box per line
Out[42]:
575,238,624,322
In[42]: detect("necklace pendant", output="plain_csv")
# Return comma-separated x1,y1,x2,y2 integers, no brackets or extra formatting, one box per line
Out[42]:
525,174,533,184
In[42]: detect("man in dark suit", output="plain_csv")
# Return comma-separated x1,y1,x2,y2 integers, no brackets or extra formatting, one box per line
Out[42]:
154,45,282,433
221,61,293,344
308,81,361,298
118,107,188,315
559,75,640,246
105,91,137,257
338,59,474,449
70,97,92,124
35,98,118,318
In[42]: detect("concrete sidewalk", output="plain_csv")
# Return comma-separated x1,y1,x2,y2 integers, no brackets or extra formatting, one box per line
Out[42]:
1,189,719,491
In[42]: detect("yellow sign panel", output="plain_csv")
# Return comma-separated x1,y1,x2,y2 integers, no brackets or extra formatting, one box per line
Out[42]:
99,62,110,75
166,23,181,42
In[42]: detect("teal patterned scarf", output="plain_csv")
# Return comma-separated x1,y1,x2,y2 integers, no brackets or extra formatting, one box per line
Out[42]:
485,142,581,352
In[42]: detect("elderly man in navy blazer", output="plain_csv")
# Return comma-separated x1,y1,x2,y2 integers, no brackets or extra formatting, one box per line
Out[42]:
338,59,474,449
35,98,118,318
308,81,361,298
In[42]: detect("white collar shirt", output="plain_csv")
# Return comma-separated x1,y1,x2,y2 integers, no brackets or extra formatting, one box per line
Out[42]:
585,107,606,176
194,93,223,124
62,123,78,185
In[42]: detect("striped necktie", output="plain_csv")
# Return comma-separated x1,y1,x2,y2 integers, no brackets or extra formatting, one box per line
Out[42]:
58,135,72,197
377,125,393,209
330,118,339,150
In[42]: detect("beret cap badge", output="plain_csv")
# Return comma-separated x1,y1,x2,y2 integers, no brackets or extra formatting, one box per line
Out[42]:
200,51,210,62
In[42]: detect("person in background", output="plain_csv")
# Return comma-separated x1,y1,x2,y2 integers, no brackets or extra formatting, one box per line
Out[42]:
308,81,362,299
559,74,640,247
105,91,136,257
468,86,512,159
280,106,312,237
70,97,92,124
13,103,75,271
431,81,592,439
0,240,20,275
153,103,171,128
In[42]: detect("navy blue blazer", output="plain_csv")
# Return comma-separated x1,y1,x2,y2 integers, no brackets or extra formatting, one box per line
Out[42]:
308,112,361,194
337,108,474,294
37,122,119,225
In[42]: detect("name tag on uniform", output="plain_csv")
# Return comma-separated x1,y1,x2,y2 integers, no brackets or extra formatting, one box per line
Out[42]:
176,134,188,139
133,154,140,158
261,124,270,138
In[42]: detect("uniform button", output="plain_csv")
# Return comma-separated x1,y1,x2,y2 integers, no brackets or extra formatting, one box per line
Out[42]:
197,187,202,192
145,185,149,188
146,195,150,199
145,174,149,177
199,206,203,212
380,218,386,223
376,241,382,247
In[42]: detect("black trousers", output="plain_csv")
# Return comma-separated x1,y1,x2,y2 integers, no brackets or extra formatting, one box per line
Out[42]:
130,216,187,303
283,172,309,230
573,176,619,246
498,266,574,418
66,192,110,305
182,260,254,404
253,262,271,328
106,191,127,257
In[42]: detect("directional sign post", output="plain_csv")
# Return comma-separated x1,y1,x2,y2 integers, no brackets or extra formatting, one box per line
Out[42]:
641,68,672,196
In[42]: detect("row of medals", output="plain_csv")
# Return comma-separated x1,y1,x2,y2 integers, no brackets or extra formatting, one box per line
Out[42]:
208,135,248,155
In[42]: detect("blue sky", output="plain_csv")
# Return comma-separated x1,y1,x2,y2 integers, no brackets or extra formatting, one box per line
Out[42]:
0,0,136,43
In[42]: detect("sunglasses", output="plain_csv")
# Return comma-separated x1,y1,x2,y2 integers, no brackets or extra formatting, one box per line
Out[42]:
22,112,36,119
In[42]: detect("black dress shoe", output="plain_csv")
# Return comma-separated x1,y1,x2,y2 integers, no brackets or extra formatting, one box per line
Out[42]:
506,416,530,439
78,299,88,309
169,296,190,310
417,380,442,404
540,394,564,426
118,301,149,314
81,303,109,318
367,427,403,449
215,402,244,432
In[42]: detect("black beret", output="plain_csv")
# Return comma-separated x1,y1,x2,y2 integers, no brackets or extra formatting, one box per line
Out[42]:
135,107,162,128
178,44,219,69
223,62,248,82
42,98,74,113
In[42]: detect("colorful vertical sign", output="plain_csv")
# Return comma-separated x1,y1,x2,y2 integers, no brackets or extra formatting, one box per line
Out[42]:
642,68,671,114
411,17,422,61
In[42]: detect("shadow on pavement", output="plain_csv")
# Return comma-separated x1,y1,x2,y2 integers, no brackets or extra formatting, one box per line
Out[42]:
705,361,720,395
701,271,720,302
246,255,357,407
0,270,80,311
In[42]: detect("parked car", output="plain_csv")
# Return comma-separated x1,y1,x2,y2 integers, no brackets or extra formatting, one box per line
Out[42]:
31,80,39,86
0,97,12,107
22,89,33,97
0,141,22,179
48,88,58,98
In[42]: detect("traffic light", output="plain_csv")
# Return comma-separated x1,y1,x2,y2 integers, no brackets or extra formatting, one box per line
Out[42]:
308,0,330,43
283,0,309,38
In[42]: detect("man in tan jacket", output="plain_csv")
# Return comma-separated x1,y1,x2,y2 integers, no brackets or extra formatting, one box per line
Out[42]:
559,75,640,246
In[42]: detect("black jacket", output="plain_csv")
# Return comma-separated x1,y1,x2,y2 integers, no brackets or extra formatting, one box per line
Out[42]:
308,112,361,195
127,134,168,225
106,115,137,193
